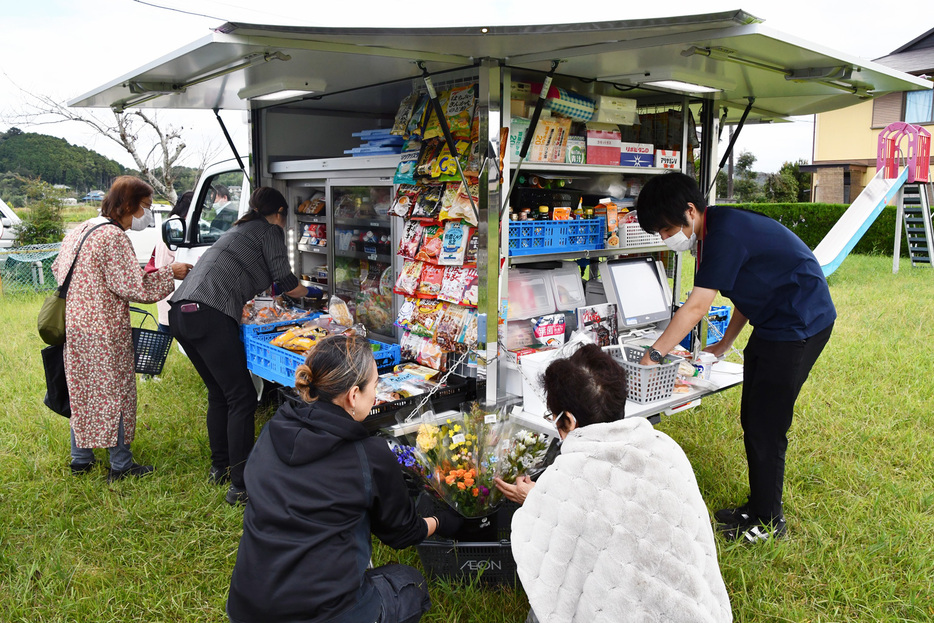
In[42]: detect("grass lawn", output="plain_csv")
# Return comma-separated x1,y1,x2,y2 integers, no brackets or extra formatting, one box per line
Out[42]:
0,254,932,622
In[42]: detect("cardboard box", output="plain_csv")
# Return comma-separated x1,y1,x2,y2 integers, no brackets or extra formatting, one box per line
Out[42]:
529,117,571,163
509,117,531,159
585,123,622,166
591,95,638,125
656,149,681,169
620,142,655,167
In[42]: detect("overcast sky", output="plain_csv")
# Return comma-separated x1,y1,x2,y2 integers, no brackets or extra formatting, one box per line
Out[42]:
1,0,932,174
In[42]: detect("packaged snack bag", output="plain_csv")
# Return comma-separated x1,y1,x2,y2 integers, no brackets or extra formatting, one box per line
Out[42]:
438,221,470,265
394,297,419,331
438,265,470,304
328,296,354,328
415,225,444,264
411,299,447,338
435,304,469,351
410,185,443,221
531,314,566,347
391,91,421,135
416,264,445,298
393,137,422,186
394,260,424,297
398,220,424,259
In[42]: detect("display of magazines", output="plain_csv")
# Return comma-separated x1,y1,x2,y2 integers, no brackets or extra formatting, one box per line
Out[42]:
385,402,556,518
388,82,483,373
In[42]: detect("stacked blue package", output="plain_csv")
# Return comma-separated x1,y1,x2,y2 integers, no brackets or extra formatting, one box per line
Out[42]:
345,128,405,156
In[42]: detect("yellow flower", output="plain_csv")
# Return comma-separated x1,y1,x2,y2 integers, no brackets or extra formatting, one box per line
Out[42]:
416,424,439,452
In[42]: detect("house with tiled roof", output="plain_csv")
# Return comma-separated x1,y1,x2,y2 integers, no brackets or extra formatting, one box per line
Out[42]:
808,28,934,202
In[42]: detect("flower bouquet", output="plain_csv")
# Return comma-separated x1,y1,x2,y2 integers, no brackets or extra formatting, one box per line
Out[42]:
386,402,555,518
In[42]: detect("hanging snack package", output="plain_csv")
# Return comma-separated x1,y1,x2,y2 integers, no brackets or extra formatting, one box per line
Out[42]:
393,137,422,186
391,92,420,135
430,139,471,182
410,185,443,221
415,138,445,179
458,308,479,350
393,260,424,297
436,182,461,222
417,339,445,371
395,297,419,331
328,295,354,328
438,221,470,265
435,304,469,351
415,224,444,264
531,314,567,348
465,110,482,175
460,267,479,307
424,84,476,141
411,299,447,338
416,263,446,298
398,219,424,259
463,229,479,265
438,265,470,304
391,184,421,218
400,331,425,363
447,181,479,226
406,95,430,138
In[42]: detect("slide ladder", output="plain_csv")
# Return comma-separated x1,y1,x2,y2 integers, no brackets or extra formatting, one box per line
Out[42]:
814,122,931,277
894,182,934,269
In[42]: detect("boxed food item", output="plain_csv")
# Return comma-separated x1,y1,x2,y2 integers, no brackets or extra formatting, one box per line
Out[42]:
509,117,532,159
529,117,572,163
656,149,681,169
585,123,622,166
506,269,556,320
591,95,638,125
620,143,655,167
565,136,586,164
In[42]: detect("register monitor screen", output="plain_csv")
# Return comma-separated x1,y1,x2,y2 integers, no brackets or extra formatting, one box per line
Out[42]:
599,257,672,330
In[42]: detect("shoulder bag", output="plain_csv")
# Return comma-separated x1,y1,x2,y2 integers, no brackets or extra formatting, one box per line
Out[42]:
37,221,117,345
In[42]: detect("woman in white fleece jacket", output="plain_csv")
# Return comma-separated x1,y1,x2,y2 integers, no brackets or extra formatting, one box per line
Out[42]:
495,344,732,623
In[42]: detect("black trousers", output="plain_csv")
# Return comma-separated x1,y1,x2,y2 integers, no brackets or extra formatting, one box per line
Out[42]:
169,302,257,489
740,323,833,520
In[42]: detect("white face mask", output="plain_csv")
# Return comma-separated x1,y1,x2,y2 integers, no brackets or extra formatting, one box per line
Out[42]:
131,207,153,231
663,219,696,252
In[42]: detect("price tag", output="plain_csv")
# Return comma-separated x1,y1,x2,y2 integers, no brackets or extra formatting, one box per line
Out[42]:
484,414,498,424
451,433,466,445
370,222,380,228
368,254,378,261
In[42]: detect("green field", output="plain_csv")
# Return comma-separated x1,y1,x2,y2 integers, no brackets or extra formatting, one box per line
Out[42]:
0,254,932,622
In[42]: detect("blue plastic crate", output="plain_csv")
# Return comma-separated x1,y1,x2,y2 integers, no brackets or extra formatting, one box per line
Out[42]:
508,217,604,256
680,305,731,350
240,312,322,340
243,326,400,387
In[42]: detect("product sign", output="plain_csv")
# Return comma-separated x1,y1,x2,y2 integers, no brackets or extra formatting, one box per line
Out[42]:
656,150,681,169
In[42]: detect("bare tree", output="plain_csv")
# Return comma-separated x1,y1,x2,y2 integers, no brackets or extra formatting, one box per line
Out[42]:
5,89,187,202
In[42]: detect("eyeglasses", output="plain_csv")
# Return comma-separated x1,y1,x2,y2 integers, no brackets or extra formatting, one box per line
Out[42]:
544,411,566,425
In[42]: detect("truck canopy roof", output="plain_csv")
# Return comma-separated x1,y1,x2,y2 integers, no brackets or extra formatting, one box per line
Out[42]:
69,10,930,123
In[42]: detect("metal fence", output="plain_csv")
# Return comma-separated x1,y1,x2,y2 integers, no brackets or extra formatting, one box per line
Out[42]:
0,243,61,295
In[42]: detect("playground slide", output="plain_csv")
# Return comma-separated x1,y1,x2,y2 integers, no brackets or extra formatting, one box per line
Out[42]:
813,167,909,277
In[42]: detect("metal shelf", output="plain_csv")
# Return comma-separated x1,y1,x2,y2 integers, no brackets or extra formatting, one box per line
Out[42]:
507,244,668,265
300,279,328,288
296,214,326,223
297,244,328,255
334,217,391,228
334,249,392,263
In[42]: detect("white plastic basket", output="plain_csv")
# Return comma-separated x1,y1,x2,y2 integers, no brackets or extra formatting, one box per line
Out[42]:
622,222,663,248
604,344,681,404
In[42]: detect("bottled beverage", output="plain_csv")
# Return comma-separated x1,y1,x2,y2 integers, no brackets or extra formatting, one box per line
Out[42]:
537,205,551,220
584,207,594,220
573,199,584,220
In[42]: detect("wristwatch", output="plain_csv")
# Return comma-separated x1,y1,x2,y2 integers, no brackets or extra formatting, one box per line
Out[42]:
649,348,664,363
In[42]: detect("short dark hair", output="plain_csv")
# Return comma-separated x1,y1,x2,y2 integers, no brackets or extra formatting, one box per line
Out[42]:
542,344,627,432
635,172,707,234
213,184,230,200
101,176,153,220
294,335,376,405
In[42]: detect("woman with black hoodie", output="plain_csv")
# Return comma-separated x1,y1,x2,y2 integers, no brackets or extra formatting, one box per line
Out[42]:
226,335,461,623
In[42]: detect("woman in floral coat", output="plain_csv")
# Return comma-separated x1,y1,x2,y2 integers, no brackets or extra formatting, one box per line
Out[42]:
52,176,191,482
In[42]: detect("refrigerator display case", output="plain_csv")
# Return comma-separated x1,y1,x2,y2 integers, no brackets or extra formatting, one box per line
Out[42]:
330,183,396,339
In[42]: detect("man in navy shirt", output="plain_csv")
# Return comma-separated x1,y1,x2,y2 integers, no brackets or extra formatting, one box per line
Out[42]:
636,172,835,544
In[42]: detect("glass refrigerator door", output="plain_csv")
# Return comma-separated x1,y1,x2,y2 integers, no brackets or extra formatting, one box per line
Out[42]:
330,183,395,339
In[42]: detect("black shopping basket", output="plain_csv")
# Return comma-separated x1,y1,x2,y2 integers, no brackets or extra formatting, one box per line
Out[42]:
130,307,172,375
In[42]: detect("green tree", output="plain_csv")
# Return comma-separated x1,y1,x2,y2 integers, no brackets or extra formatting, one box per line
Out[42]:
764,163,799,203
13,178,66,245
733,150,763,202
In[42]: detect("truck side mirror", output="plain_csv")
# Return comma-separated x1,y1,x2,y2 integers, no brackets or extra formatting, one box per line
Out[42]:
162,216,185,251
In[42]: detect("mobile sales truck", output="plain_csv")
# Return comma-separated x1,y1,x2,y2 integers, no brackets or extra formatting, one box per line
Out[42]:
70,10,929,415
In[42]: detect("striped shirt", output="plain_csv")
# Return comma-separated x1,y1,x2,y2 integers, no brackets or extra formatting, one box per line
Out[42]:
170,217,298,321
